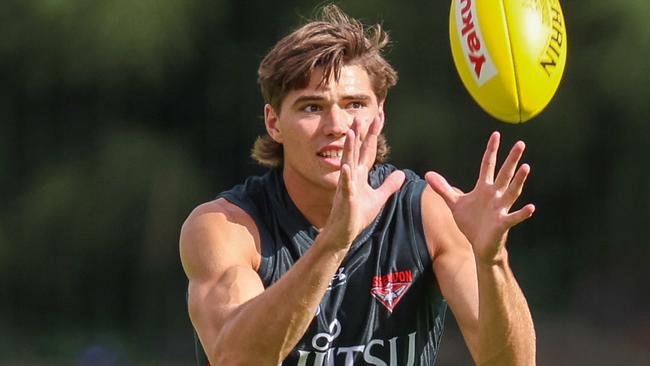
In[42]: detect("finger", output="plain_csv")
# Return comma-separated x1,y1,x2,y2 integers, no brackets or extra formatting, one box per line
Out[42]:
494,141,525,190
354,119,362,166
478,131,500,184
502,163,530,208
375,170,406,202
339,163,354,196
359,116,381,168
347,119,361,168
504,203,535,227
425,171,461,207
341,128,356,170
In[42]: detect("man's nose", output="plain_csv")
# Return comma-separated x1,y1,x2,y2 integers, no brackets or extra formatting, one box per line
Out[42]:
322,105,351,137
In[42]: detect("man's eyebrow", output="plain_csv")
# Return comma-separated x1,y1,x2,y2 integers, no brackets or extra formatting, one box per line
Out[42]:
341,94,372,101
292,95,326,106
291,93,373,108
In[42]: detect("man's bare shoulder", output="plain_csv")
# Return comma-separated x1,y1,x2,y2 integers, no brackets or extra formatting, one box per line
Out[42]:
180,198,262,279
185,198,257,228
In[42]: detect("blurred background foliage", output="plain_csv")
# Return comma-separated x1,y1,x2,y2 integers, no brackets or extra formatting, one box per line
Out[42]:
0,0,648,365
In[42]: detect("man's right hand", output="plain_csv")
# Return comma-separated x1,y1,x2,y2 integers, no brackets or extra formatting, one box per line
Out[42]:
324,116,405,247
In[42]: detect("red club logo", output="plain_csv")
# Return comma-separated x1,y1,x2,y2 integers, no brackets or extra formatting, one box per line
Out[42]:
370,270,413,312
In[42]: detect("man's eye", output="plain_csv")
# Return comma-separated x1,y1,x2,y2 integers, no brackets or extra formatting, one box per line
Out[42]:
348,102,364,109
303,104,321,113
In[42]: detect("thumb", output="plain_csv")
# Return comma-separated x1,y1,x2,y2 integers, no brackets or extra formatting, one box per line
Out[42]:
376,170,406,201
425,171,460,206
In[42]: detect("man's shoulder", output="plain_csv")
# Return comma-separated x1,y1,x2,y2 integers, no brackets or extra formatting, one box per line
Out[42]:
182,198,256,236
185,168,279,244
180,198,261,271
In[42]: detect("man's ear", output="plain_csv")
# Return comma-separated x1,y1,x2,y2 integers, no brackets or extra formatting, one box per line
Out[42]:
264,104,283,143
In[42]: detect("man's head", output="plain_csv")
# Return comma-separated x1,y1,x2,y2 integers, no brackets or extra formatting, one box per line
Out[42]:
252,4,398,167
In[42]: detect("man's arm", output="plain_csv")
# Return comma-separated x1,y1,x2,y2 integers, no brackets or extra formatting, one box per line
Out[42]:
180,199,351,365
180,118,405,365
422,132,536,365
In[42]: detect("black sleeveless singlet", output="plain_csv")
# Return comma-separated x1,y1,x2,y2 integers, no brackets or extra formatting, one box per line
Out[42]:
194,164,447,365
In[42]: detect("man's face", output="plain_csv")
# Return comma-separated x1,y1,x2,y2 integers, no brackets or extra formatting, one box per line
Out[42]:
265,64,384,191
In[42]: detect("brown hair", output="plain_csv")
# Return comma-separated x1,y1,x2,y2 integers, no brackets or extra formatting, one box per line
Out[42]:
251,4,397,167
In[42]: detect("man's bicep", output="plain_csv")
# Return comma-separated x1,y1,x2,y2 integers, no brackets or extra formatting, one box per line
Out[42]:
179,202,265,355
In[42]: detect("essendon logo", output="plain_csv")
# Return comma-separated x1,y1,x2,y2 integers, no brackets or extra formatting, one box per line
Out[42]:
370,270,413,312
455,0,497,86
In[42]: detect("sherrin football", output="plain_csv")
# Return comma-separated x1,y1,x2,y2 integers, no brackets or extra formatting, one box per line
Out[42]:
449,0,567,123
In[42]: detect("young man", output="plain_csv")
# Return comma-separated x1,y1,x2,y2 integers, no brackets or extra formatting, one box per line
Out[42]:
180,5,536,366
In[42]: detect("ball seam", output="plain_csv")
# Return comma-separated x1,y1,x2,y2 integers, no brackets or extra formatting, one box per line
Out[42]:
499,0,523,123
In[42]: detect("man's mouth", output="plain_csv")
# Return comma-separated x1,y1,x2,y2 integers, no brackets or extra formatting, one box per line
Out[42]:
317,150,343,159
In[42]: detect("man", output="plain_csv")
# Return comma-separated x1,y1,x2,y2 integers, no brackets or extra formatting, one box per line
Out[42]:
180,5,536,365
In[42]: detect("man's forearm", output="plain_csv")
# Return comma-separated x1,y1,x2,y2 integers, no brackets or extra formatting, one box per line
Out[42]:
212,230,349,365
476,251,536,366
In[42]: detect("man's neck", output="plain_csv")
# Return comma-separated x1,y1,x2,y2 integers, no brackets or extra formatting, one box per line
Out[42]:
282,168,336,230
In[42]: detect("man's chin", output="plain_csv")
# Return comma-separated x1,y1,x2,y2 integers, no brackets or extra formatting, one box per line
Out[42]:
321,170,341,189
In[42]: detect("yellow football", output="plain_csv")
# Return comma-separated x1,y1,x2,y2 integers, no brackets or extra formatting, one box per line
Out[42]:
449,0,567,123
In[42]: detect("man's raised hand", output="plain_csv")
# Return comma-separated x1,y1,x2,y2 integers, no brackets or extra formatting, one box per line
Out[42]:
325,116,405,246
425,132,535,264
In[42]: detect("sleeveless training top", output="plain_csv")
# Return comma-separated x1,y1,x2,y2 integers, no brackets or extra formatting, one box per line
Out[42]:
194,164,447,366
